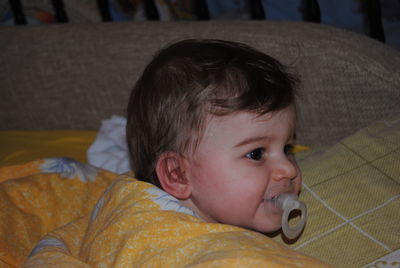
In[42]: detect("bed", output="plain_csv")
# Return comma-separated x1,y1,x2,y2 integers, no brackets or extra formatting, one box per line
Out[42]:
1,20,399,268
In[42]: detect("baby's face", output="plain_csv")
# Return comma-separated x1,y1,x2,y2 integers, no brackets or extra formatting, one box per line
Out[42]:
181,105,302,233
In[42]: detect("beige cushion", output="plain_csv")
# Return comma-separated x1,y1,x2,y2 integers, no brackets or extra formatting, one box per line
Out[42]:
1,21,399,146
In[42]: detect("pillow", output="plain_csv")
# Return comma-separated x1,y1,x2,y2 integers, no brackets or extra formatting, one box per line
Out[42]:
273,116,400,268
0,130,96,167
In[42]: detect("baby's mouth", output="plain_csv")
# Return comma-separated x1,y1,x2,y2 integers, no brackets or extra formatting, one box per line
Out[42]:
265,192,290,203
263,195,276,204
263,195,283,213
266,195,278,202
265,183,297,203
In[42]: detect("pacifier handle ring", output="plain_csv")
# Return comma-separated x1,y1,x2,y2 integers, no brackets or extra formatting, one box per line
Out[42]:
281,200,307,239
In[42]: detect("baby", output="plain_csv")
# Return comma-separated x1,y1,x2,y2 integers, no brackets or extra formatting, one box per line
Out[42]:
25,39,330,267
126,38,302,234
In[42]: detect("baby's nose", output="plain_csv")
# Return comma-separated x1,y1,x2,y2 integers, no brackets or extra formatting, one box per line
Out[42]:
270,157,297,181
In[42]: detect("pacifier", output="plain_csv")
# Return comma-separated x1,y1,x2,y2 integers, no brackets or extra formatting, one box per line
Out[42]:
266,193,307,239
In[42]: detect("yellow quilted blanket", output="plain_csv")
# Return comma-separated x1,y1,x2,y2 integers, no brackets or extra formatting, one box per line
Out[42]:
0,158,330,268
0,158,117,267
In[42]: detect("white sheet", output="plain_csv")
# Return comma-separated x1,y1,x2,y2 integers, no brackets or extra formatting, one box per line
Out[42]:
87,115,130,174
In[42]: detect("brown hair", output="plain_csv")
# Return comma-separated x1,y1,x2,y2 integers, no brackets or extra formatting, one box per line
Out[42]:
127,39,298,187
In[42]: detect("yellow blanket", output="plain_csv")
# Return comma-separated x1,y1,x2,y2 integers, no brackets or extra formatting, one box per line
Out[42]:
0,158,330,267
0,158,117,267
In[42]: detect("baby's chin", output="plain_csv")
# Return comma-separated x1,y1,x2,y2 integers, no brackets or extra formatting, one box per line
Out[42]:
241,217,282,234
254,211,283,233
253,223,282,234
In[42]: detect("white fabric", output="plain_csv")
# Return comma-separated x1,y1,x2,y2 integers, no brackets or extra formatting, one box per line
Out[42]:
87,115,130,174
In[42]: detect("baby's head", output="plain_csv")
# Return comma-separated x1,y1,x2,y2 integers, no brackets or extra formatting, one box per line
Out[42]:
127,39,300,233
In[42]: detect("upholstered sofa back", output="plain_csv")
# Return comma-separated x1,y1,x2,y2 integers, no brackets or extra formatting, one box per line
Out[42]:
1,21,399,146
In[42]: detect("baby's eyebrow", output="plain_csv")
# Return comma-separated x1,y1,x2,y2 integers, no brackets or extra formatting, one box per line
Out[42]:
234,136,270,148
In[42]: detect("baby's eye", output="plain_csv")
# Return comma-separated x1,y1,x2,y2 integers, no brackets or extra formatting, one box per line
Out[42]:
245,148,265,161
284,144,294,155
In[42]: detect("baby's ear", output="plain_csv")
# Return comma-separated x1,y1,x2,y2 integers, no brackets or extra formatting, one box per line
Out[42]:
156,152,191,200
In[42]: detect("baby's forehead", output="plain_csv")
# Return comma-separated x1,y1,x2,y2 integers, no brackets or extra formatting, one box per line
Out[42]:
207,105,296,125
186,107,296,155
203,107,295,136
